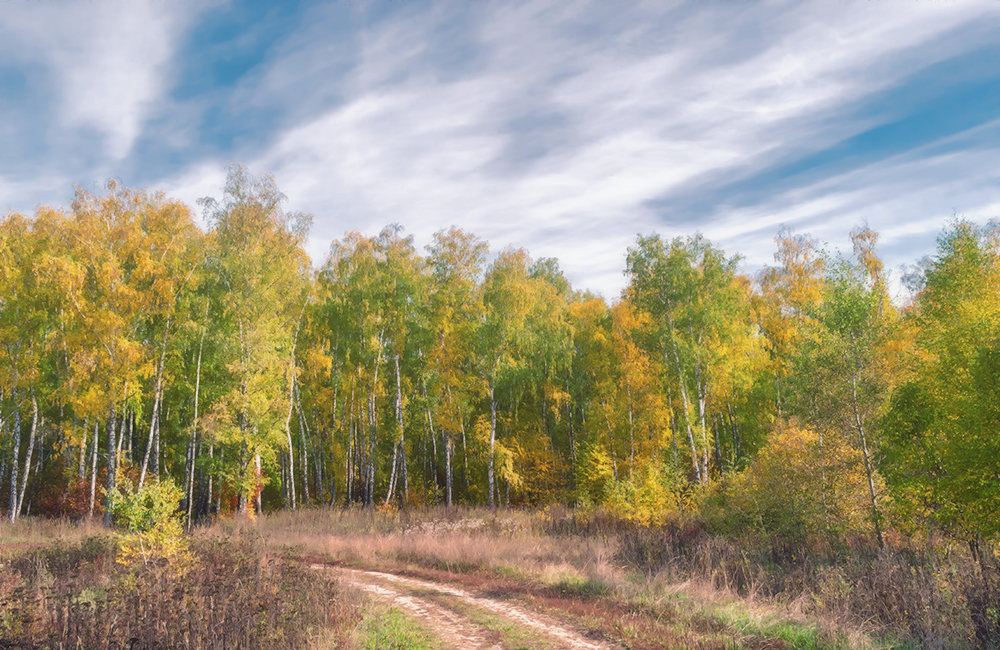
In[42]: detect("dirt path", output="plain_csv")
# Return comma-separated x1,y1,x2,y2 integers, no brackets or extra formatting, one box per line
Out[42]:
313,564,619,649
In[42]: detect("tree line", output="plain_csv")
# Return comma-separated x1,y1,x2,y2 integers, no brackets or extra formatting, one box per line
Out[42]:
1,167,997,550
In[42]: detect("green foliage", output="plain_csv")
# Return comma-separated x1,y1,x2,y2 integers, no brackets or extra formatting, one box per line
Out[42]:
111,477,188,566
881,221,1000,542
112,476,185,534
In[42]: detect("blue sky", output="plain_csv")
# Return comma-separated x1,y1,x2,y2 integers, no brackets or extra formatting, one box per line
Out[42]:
2,0,999,299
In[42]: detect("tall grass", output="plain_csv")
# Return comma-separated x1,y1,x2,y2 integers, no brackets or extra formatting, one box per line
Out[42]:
0,530,359,648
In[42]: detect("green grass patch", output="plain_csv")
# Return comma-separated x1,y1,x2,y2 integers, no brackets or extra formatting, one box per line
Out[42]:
551,574,610,599
710,603,833,649
351,605,441,649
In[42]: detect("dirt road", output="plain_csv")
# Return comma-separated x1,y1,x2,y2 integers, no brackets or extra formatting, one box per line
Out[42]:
312,563,619,649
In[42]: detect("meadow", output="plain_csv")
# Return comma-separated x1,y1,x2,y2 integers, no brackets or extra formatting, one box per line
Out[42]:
1,505,994,649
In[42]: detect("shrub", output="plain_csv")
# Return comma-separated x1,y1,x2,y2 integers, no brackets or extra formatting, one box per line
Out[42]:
111,476,189,567
712,421,875,549
605,457,690,526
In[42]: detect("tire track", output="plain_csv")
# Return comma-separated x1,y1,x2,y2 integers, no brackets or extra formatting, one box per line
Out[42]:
313,564,618,649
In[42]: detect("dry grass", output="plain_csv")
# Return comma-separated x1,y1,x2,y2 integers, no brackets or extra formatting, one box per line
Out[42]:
236,505,999,647
0,527,362,649
0,517,105,556
244,507,874,648
3,508,992,648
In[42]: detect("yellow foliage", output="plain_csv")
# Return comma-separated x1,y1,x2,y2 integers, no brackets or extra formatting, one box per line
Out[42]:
112,477,192,571
606,459,691,526
723,421,875,544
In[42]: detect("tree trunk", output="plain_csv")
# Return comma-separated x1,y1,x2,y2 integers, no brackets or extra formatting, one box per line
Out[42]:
78,416,89,479
140,388,161,485
284,399,297,510
138,329,169,488
599,395,618,482
566,387,576,464
851,367,884,549
88,419,98,518
487,383,497,509
7,389,22,523
366,390,375,508
12,394,38,520
626,385,635,479
445,385,471,494
186,327,204,528
428,411,439,505
296,381,311,504
282,295,310,509
394,354,407,502
255,453,263,514
365,340,383,508
103,405,117,528
695,355,710,482
444,431,453,507
667,337,701,484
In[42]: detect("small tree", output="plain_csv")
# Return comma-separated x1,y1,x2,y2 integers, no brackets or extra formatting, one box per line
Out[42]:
112,476,189,567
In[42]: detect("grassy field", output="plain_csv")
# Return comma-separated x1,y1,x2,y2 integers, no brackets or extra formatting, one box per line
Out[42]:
0,507,986,648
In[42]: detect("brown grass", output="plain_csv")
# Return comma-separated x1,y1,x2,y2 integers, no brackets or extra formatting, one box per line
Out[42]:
240,505,997,648
244,507,866,647
0,517,105,556
2,508,993,648
0,529,361,649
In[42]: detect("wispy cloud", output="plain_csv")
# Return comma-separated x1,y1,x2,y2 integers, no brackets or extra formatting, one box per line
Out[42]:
0,0,203,170
207,0,996,296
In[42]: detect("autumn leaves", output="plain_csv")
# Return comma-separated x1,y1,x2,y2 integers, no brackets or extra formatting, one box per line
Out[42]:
1,168,998,554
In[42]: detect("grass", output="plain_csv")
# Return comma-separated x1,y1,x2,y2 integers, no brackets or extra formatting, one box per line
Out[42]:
0,528,361,649
442,598,555,649
551,573,611,599
0,517,104,555
710,602,831,649
2,507,991,648
351,605,441,649
251,506,863,648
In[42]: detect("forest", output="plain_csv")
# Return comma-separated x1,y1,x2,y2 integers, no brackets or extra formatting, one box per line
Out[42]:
1,167,999,635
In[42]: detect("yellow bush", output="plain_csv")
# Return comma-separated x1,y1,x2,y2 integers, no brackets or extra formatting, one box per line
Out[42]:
723,421,874,545
111,477,191,569
606,459,690,526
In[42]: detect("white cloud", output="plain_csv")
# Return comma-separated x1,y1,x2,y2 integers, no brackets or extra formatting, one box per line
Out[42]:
154,161,229,229
0,0,199,161
152,0,1000,297
0,172,72,216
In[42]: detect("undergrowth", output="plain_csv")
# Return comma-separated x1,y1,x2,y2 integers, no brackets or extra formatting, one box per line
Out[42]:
0,531,359,649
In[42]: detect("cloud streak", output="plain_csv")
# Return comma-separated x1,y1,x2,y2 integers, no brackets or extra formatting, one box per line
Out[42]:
1,1,198,162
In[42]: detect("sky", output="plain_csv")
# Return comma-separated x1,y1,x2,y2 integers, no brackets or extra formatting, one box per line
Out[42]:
1,0,999,300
